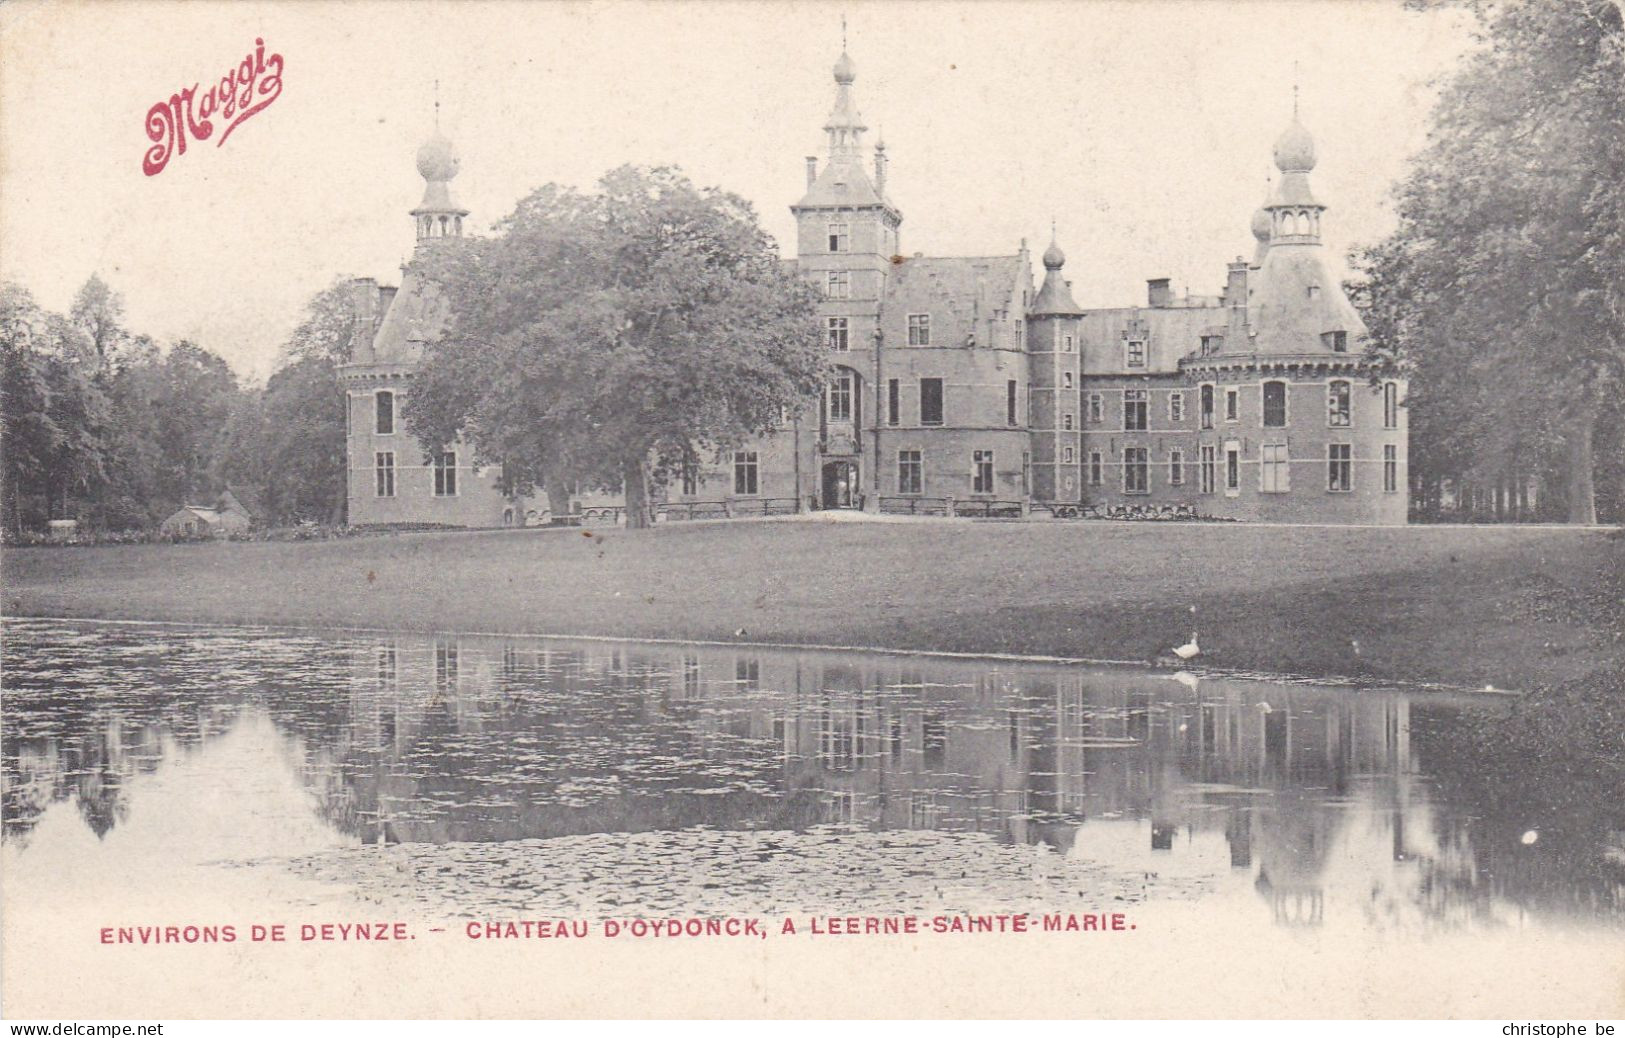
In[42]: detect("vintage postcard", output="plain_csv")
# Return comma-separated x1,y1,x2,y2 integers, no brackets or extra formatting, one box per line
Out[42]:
1,0,1621,1023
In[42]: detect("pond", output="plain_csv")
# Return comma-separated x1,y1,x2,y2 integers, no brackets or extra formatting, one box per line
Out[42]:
2,617,1620,1016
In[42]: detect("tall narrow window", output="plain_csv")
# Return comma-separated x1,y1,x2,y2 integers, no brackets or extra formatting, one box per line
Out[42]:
1126,340,1146,367
972,450,994,494
1123,447,1149,494
1225,445,1240,491
1383,382,1399,429
681,456,698,496
433,450,457,496
1063,334,1075,353
1088,393,1103,423
1063,446,1075,464
907,314,931,346
1260,443,1289,493
374,452,396,497
827,316,849,351
1006,380,1018,426
919,378,944,426
826,270,850,299
1328,444,1353,492
828,221,849,253
1262,381,1287,427
1225,388,1239,422
828,373,853,422
898,450,922,495
887,378,900,426
1088,451,1103,486
1200,445,1216,494
375,390,395,435
1169,448,1185,486
1062,413,1074,431
1123,389,1148,431
1062,371,1074,390
1322,330,1348,353
1328,380,1352,427
733,451,759,495
1200,385,1214,430
1384,444,1398,492
1169,391,1185,423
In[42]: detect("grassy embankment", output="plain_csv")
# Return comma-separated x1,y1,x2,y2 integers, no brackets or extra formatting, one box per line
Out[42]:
5,518,1621,691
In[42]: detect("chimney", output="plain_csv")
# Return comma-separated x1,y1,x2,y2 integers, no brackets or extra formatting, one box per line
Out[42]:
1226,260,1249,342
874,144,888,197
1147,278,1172,308
349,277,378,361
806,156,818,188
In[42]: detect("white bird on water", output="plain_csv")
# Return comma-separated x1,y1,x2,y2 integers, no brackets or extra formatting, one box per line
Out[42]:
1172,633,1200,660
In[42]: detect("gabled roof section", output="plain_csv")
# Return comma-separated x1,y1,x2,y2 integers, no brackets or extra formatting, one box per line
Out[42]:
794,157,895,213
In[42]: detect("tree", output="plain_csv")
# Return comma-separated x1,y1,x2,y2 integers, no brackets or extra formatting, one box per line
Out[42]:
409,166,826,528
1354,0,1624,523
69,275,127,369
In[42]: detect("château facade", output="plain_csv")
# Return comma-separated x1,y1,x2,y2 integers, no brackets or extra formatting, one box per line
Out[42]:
341,46,1407,527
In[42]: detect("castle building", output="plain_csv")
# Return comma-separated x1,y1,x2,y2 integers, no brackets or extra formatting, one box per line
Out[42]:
342,46,1407,527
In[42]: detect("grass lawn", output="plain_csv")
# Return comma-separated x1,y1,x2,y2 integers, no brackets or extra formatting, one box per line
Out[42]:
4,518,1621,690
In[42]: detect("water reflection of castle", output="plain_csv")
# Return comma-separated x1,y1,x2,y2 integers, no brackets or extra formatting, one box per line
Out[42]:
6,624,1617,930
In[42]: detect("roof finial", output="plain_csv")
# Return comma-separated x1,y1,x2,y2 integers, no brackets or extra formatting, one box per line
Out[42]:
842,14,847,51
1050,217,1057,242
434,78,441,129
1292,62,1299,118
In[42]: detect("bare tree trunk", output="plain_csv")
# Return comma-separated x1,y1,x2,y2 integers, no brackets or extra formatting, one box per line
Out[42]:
1567,407,1598,525
621,452,653,530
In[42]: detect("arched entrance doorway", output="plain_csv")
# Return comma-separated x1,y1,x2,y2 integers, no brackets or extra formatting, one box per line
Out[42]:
821,460,859,509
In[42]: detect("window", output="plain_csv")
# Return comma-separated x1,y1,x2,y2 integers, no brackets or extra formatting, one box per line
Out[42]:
374,452,395,497
375,391,395,435
907,314,931,346
733,451,759,495
1123,389,1148,431
887,378,900,426
1328,444,1352,492
1383,382,1399,429
1063,446,1075,464
1062,371,1074,390
1123,447,1149,494
1126,340,1146,367
1088,451,1103,485
1200,334,1223,356
1328,380,1351,427
1322,330,1348,353
1169,392,1185,423
1225,445,1240,491
1063,334,1075,353
1262,381,1287,428
828,373,853,422
1384,444,1398,492
1007,380,1018,426
1062,412,1074,431
1199,384,1214,429
1088,393,1103,424
1225,388,1239,422
1200,445,1216,494
826,270,850,299
1169,448,1185,486
898,450,922,495
827,316,849,351
433,451,457,496
972,450,994,494
919,378,943,426
681,456,698,496
1260,443,1289,493
828,221,849,253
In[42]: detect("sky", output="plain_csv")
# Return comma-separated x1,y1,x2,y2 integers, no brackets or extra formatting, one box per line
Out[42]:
0,0,1477,382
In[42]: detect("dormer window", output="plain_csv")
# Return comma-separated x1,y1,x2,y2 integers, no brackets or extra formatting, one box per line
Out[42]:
828,221,849,253
1126,340,1146,367
1200,335,1222,356
1322,330,1348,353
1307,285,1322,300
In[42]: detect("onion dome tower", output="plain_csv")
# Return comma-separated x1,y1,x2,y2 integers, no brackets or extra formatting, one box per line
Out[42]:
410,96,468,243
